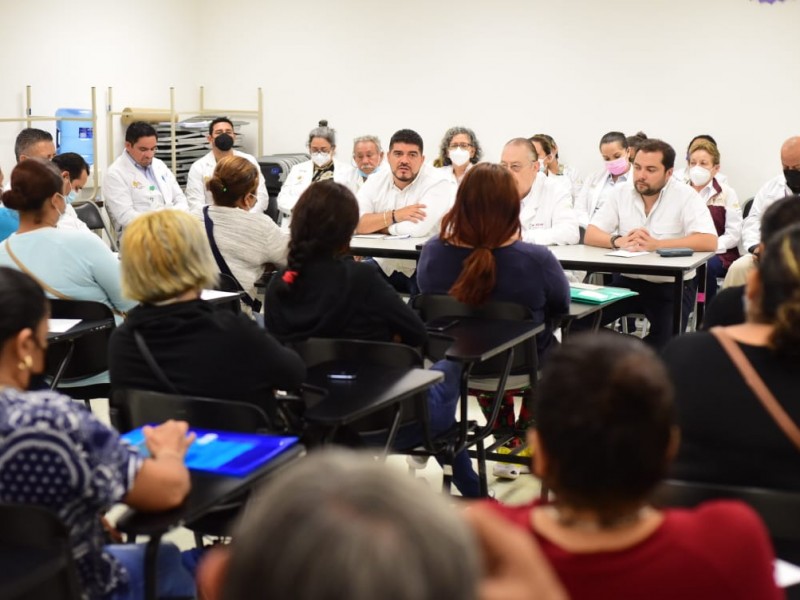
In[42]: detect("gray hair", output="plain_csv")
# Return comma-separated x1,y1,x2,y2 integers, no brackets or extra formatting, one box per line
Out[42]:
222,450,480,600
14,128,53,162
308,119,336,147
352,135,382,153
437,126,483,167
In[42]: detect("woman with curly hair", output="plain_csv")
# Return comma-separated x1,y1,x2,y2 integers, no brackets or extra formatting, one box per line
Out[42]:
433,126,483,185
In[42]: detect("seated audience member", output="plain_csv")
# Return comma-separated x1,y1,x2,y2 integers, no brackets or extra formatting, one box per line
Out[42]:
0,267,196,600
51,151,93,232
529,133,582,200
673,134,729,185
202,155,288,316
185,117,270,215
683,139,742,303
487,333,781,600
500,138,579,246
626,130,648,162
103,121,190,236
433,126,483,185
583,139,717,348
704,194,800,328
726,135,800,287
575,131,635,229
0,158,134,317
277,120,358,216
108,210,305,418
665,223,800,491
0,166,19,241
265,181,480,497
417,163,570,435
352,135,384,191
356,128,456,292
197,450,568,600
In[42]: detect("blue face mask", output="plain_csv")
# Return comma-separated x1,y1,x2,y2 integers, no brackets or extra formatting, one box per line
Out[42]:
358,165,380,179
66,190,77,204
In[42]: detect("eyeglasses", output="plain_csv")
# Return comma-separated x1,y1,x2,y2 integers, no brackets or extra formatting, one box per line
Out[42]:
500,161,533,173
448,143,473,151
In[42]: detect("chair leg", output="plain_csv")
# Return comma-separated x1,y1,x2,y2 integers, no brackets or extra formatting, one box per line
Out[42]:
477,438,488,497
194,532,206,549
441,446,455,495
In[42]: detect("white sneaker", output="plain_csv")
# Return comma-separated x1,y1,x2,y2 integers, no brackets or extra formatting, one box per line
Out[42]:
406,455,430,469
492,462,521,480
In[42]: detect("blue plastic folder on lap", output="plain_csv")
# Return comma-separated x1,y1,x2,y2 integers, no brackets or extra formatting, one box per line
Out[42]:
122,427,300,477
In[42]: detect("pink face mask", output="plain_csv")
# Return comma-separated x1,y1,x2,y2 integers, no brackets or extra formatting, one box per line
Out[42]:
605,155,629,176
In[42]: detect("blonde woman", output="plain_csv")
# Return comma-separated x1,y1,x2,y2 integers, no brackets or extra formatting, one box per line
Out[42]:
108,210,305,414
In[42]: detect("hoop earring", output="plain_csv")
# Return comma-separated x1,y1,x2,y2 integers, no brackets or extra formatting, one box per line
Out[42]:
17,355,33,371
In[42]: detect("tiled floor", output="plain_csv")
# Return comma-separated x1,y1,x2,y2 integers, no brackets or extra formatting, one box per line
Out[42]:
92,394,541,550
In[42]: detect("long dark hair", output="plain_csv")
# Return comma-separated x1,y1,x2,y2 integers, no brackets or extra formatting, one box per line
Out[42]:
0,267,48,345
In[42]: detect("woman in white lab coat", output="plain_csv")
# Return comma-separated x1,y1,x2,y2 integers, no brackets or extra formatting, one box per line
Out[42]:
529,134,582,201
276,120,358,216
575,131,635,230
432,126,483,186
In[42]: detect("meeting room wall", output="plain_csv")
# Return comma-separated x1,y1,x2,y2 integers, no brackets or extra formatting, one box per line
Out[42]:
0,0,797,201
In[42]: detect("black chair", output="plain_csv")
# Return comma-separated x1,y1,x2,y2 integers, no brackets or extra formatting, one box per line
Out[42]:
111,389,275,545
411,294,541,463
47,299,116,405
290,338,479,493
742,197,755,219
73,201,118,251
0,503,82,600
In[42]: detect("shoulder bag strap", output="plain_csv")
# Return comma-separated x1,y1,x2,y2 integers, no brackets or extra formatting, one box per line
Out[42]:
133,330,179,394
5,238,73,300
202,206,262,313
710,327,800,451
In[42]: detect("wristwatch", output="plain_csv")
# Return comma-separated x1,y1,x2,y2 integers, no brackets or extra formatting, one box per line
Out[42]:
610,234,622,249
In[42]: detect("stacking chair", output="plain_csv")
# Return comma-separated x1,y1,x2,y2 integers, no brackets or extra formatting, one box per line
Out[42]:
46,299,116,406
74,201,118,251
111,389,275,545
0,503,82,600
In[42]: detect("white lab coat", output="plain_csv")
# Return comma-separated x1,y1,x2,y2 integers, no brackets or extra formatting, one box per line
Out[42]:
276,159,359,215
520,175,580,246
185,150,270,215
575,167,634,229
103,152,189,234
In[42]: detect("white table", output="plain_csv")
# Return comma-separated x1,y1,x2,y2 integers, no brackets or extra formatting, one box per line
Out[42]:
349,236,425,260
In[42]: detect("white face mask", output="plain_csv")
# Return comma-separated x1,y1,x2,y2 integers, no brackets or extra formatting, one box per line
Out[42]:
311,152,332,168
689,165,712,187
448,147,470,167
538,158,546,173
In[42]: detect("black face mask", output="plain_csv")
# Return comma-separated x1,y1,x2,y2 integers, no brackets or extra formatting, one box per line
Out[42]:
214,133,234,152
784,169,800,195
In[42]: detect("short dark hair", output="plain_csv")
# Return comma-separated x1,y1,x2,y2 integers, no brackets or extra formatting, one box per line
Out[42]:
14,128,53,162
51,152,90,180
209,117,234,135
0,267,48,347
389,129,423,154
1,159,63,215
636,139,676,171
535,333,675,523
599,131,628,150
762,194,800,243
125,121,157,144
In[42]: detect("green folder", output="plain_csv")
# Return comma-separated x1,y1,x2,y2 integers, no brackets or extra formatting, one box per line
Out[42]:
570,284,638,305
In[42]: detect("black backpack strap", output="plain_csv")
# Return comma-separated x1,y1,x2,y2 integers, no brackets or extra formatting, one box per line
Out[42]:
133,330,179,394
203,206,262,313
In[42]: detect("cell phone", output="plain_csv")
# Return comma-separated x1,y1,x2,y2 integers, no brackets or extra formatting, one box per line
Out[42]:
426,317,460,332
656,248,694,257
327,370,357,381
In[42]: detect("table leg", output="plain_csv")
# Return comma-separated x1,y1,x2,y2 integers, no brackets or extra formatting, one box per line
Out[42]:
695,262,707,327
672,272,686,336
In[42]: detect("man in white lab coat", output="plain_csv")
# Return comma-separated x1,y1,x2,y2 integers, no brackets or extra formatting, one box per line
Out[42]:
184,117,270,216
103,121,189,235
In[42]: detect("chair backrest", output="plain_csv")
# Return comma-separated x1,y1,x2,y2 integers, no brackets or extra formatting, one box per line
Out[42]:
742,197,755,219
412,294,539,380
654,479,800,541
111,388,273,434
46,299,116,382
73,201,117,251
0,503,82,599
291,338,428,434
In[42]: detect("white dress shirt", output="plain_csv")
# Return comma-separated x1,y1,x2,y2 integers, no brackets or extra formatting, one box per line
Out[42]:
590,178,717,282
57,204,90,233
575,167,634,229
741,174,793,251
519,174,579,246
185,150,270,215
694,179,742,253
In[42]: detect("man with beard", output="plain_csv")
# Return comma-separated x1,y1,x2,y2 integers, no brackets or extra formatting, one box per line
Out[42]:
584,138,717,348
185,116,270,215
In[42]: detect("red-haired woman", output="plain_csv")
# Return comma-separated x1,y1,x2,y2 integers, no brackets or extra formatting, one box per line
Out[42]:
417,164,570,467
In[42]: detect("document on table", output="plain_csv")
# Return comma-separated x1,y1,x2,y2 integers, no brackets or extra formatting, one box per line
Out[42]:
201,289,240,301
352,234,411,240
48,318,82,333
775,559,800,588
606,250,650,258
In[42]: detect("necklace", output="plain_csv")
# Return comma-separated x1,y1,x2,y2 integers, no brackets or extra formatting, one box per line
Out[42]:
543,504,654,532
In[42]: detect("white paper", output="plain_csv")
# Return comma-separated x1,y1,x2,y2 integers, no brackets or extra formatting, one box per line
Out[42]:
606,250,650,258
570,282,603,290
201,289,240,300
774,559,800,588
48,318,82,333
384,234,411,240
